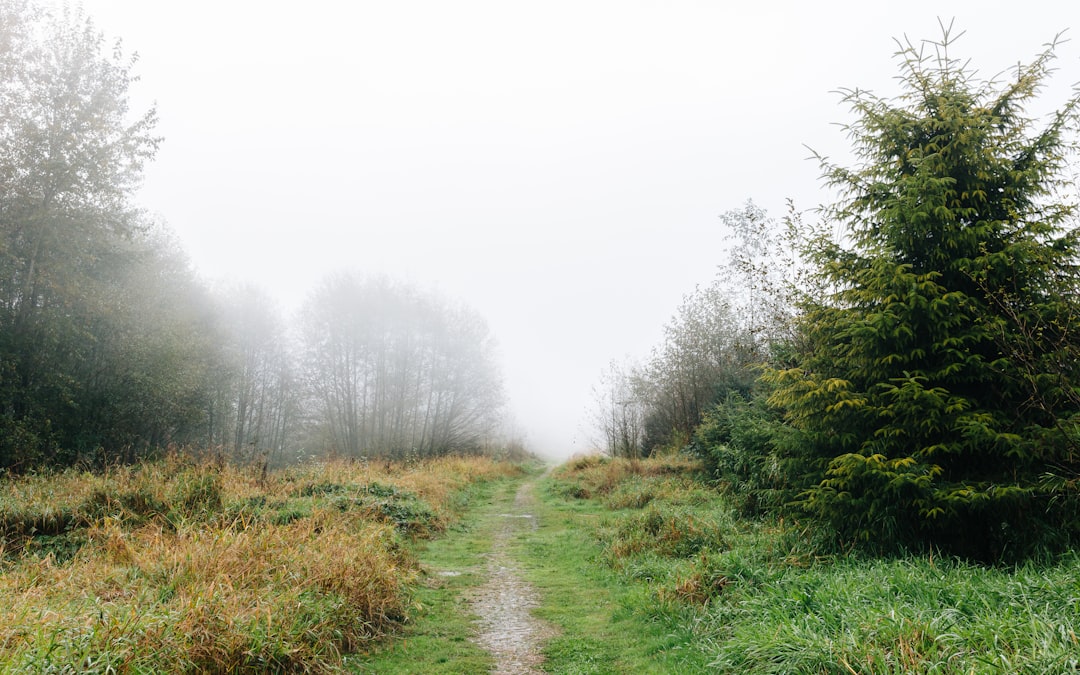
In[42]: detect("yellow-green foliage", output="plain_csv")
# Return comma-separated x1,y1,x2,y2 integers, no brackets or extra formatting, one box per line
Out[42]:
0,453,520,672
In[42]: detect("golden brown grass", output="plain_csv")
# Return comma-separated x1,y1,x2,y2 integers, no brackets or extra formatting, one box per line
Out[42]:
553,453,703,499
0,453,521,672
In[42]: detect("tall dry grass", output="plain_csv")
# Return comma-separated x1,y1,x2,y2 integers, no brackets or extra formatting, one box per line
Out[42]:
553,453,703,499
0,453,520,672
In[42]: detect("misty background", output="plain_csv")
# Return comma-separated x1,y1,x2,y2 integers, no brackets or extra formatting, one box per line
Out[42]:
76,0,1078,457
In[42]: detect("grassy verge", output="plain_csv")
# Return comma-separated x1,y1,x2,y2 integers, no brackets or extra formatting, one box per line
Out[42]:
547,455,1080,674
358,460,717,674
510,459,717,673
0,453,521,672
349,476,527,673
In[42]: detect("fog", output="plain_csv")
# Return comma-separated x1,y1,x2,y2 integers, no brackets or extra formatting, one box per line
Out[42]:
76,0,1078,458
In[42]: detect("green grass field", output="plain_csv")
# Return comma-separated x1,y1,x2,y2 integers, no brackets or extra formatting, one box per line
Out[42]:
541,455,1080,674
4,453,1078,673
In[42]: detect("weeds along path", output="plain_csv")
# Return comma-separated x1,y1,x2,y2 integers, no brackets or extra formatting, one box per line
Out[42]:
356,462,710,673
470,475,558,674
352,467,558,674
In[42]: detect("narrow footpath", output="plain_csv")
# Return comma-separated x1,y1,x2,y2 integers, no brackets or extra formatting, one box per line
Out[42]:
470,478,558,674
353,464,707,674
353,470,559,674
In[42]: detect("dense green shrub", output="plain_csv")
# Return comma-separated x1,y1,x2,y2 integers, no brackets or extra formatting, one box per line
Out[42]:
689,393,790,517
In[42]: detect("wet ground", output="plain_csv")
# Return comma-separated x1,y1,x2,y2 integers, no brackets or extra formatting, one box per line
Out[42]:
470,478,557,674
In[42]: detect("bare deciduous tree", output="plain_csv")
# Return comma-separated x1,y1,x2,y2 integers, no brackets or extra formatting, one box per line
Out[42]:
588,358,647,458
299,274,504,458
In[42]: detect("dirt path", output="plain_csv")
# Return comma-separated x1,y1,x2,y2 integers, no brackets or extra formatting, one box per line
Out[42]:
470,476,557,674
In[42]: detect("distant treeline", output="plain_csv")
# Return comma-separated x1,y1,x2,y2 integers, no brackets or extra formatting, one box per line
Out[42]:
592,27,1080,561
0,3,506,471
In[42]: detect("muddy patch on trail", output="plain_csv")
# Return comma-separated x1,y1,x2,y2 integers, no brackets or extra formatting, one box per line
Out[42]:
471,479,558,675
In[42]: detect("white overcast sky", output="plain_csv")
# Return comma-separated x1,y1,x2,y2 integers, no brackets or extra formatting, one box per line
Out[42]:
74,1,1078,457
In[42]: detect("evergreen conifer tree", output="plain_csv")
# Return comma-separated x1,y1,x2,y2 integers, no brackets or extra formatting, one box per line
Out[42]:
766,25,1080,560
